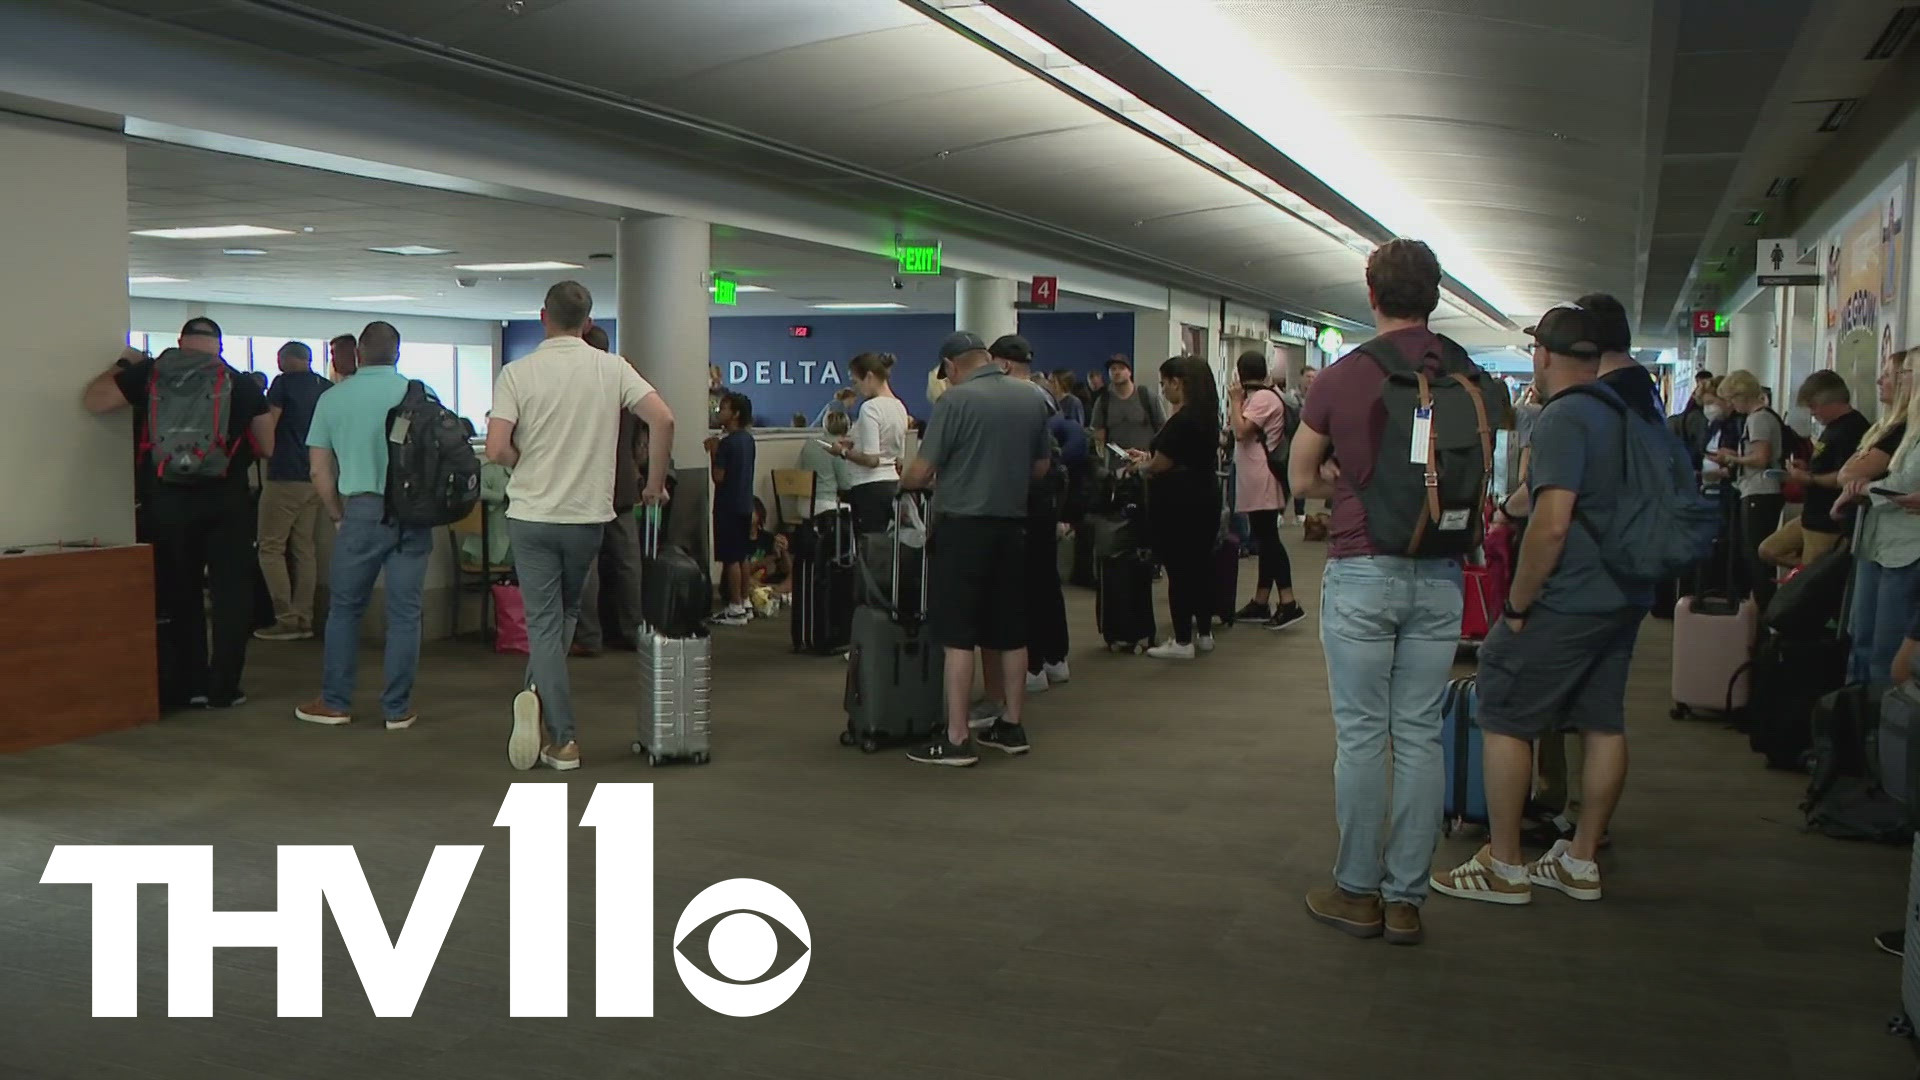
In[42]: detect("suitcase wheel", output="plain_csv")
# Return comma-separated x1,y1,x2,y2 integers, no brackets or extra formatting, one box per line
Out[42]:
1669,704,1690,720
647,753,662,768
631,741,643,755
860,736,881,754
838,730,857,748
1886,1013,1913,1039
691,751,710,766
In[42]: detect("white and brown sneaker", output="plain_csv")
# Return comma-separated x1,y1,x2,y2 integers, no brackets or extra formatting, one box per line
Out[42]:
540,742,581,772
1526,839,1603,901
1430,846,1532,905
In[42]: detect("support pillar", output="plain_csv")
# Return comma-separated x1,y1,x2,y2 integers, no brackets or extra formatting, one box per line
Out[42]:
955,277,1017,343
1728,310,1771,386
617,215,711,560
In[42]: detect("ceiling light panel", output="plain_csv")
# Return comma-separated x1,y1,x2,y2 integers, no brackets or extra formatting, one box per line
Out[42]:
453,261,583,272
128,276,187,284
132,225,294,240
369,245,457,256
812,302,909,310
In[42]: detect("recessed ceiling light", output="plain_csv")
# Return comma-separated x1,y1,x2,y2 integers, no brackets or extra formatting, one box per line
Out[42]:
452,261,583,273
811,302,909,311
333,294,417,303
128,275,186,285
369,245,456,257
223,248,269,257
713,284,774,294
132,225,294,240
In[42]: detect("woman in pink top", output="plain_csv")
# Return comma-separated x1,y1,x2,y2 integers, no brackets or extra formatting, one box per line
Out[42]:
1227,351,1306,630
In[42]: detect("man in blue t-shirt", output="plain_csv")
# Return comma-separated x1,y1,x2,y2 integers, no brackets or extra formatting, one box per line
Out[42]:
255,341,332,641
709,392,758,626
1431,304,1646,910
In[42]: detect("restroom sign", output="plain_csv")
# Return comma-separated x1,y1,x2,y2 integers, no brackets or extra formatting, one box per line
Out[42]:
1757,238,1819,286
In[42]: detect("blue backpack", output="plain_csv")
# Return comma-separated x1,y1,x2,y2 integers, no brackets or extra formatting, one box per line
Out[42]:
1562,383,1718,587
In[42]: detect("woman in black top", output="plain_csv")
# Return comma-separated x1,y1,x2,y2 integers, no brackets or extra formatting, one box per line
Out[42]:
1125,356,1222,659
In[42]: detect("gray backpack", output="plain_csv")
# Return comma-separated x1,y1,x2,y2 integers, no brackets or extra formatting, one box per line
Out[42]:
142,348,234,485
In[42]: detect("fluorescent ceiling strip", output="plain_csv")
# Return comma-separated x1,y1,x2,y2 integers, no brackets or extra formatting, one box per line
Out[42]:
132,224,293,240
812,303,908,310
1062,0,1520,317
129,275,186,284
333,294,416,303
454,261,583,272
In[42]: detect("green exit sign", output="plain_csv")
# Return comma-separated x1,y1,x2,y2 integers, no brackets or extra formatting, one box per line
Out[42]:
712,276,738,306
896,240,941,276
1714,314,1730,335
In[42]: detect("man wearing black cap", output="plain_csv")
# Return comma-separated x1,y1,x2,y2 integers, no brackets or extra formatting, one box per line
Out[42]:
1431,303,1643,909
901,331,1055,766
1092,354,1162,463
83,317,274,710
985,334,1072,699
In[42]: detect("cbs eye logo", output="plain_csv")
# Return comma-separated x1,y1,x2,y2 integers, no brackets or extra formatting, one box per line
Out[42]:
672,879,812,1016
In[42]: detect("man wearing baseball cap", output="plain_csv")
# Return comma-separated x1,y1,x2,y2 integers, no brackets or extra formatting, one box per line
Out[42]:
1579,292,1663,424
900,331,1054,766
987,334,1073,699
1431,302,1643,909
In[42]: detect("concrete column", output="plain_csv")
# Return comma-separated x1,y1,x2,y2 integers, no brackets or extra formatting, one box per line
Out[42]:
617,215,711,563
0,111,131,545
1699,337,1729,377
955,277,1017,343
1728,310,1771,390
616,215,711,465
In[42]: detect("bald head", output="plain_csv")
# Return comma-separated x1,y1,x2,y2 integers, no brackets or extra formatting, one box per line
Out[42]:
542,280,593,336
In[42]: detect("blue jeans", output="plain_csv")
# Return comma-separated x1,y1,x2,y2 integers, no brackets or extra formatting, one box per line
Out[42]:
507,519,605,747
1319,556,1464,905
1850,559,1920,683
322,495,433,719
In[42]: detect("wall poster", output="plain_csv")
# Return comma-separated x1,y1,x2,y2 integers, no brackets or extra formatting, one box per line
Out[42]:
1822,165,1912,414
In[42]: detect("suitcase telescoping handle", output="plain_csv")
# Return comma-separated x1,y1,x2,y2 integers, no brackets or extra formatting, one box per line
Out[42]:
1839,498,1868,626
643,503,662,559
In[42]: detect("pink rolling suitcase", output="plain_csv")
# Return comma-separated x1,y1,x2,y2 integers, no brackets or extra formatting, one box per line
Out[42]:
1670,594,1757,718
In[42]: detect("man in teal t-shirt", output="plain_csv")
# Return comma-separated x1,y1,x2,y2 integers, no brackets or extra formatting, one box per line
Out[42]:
294,322,435,732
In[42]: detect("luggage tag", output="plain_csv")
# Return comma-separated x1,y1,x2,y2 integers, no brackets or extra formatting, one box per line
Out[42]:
1409,407,1432,465
1438,509,1471,532
388,415,411,444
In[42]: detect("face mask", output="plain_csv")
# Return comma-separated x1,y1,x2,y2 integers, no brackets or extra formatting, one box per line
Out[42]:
1705,404,1728,421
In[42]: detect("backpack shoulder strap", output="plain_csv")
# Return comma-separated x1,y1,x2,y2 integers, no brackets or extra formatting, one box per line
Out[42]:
1355,334,1412,375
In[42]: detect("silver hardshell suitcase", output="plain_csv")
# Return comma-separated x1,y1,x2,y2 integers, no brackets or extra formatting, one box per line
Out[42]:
634,626,711,766
633,507,712,767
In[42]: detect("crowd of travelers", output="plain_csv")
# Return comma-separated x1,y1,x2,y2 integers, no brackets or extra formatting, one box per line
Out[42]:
88,235,1920,949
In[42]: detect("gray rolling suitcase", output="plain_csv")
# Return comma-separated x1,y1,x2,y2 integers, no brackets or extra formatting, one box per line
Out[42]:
841,492,941,754
634,508,712,766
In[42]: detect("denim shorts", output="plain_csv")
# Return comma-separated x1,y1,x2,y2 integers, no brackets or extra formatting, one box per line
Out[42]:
1476,607,1646,740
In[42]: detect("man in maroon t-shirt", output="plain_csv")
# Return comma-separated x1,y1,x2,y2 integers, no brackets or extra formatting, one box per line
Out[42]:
1290,238,1493,947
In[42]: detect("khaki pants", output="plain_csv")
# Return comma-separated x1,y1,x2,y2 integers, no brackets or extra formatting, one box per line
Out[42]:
1758,517,1841,570
258,479,321,629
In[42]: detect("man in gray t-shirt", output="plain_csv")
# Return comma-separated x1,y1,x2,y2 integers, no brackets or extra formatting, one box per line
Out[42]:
901,332,1052,770
1091,356,1163,456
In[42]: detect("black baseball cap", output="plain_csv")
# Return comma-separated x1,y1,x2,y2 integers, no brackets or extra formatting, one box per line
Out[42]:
988,334,1034,363
939,331,988,361
1524,304,1604,359
278,340,312,361
1574,292,1632,353
180,317,222,340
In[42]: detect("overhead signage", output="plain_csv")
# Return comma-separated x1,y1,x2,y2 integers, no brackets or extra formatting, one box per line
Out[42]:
1030,276,1057,310
895,238,941,276
1691,310,1728,338
711,275,738,306
788,325,812,338
1715,313,1731,335
1316,327,1345,354
1276,318,1317,342
1757,237,1820,286
725,359,843,388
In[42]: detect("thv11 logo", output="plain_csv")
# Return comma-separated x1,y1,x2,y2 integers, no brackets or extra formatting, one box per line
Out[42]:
39,783,810,1018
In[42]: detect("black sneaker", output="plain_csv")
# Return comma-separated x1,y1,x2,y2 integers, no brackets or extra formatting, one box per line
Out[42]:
1877,929,1905,957
1235,601,1272,623
978,720,1031,756
1265,604,1308,631
206,693,248,709
907,731,978,767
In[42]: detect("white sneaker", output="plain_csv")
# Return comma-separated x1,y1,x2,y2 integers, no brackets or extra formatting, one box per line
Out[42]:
968,699,1003,731
713,606,751,627
1025,670,1050,694
508,690,541,771
1147,640,1196,660
1196,634,1216,654
1044,661,1071,684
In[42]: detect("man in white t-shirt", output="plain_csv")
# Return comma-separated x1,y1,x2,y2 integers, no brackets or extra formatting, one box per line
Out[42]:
486,281,675,772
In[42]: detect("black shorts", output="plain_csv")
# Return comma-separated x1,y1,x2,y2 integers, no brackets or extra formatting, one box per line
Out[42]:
1476,607,1646,740
713,512,753,563
928,515,1027,652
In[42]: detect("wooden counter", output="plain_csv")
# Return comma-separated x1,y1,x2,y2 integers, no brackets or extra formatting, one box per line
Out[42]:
0,544,158,752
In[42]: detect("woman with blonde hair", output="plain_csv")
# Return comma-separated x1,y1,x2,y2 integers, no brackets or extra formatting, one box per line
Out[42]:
1836,349,1920,682
1708,369,1785,606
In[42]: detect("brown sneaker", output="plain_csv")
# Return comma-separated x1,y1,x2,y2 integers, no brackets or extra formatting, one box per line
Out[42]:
385,713,418,731
1383,902,1423,945
1526,840,1603,901
293,699,351,726
540,742,581,772
1305,885,1383,938
1430,845,1532,906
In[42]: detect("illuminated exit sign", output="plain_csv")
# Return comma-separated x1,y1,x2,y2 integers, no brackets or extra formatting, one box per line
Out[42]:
896,238,941,276
1714,314,1730,335
712,275,738,306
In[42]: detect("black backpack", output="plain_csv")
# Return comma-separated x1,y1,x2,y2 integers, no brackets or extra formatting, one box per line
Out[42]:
1353,334,1494,559
1756,407,1814,462
383,380,481,528
1253,387,1296,480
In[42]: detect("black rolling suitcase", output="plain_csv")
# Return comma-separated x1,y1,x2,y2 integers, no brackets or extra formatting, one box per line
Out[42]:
1744,510,1861,769
790,506,856,654
841,492,941,753
1096,552,1156,653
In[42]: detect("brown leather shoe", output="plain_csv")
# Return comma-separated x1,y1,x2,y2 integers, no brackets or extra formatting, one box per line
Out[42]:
1384,902,1423,945
1305,885,1383,938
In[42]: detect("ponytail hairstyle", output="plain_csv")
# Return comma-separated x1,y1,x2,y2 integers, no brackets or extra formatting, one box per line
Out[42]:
849,351,896,383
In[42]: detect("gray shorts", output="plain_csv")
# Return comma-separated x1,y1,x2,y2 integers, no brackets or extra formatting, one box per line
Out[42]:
1476,607,1646,740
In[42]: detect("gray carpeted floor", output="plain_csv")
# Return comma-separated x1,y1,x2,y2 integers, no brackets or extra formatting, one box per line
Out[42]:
0,536,1911,1079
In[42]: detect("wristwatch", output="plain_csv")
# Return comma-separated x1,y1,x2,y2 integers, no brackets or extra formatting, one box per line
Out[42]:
1503,601,1530,622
